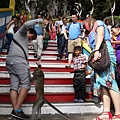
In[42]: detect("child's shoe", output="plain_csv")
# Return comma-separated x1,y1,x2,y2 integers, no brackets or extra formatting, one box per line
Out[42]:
77,99,84,103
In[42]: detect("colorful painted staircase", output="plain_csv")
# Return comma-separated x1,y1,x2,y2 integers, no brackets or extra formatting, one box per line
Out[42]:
0,40,103,115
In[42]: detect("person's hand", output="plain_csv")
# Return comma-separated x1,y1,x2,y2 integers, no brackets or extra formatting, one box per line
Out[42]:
42,35,45,39
66,38,69,40
92,51,101,62
36,61,42,68
86,70,92,75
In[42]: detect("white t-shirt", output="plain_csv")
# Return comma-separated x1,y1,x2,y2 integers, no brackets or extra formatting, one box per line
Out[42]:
7,23,15,35
55,20,63,27
60,24,68,34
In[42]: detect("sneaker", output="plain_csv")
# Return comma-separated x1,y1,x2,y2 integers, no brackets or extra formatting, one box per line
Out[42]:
77,99,84,103
34,54,37,58
73,99,84,103
37,56,41,60
11,109,29,119
73,99,78,103
57,57,61,60
85,98,100,104
65,57,68,60
65,65,71,68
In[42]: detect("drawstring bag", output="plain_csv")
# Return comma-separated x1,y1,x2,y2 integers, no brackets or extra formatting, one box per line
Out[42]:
88,40,110,73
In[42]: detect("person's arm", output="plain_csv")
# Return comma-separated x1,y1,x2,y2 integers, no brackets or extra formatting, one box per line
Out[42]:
43,27,46,39
6,20,15,31
19,19,43,35
57,23,61,34
48,22,52,33
93,26,104,62
64,29,69,40
95,26,104,50
111,40,120,44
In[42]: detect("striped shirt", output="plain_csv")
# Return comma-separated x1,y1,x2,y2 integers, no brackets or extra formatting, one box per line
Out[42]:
73,54,87,71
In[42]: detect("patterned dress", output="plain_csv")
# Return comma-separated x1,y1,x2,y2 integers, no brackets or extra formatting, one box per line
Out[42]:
88,20,119,96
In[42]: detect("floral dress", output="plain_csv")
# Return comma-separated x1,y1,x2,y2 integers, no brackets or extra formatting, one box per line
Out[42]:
88,20,119,96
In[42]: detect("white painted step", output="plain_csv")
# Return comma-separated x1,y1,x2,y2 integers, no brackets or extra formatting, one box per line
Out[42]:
0,54,58,60
0,62,71,68
29,50,59,54
0,71,90,79
0,103,103,115
0,84,91,93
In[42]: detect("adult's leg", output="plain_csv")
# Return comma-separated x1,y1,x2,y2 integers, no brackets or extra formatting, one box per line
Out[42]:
65,40,68,59
109,89,120,115
6,33,13,54
68,53,73,66
57,33,60,51
10,90,18,108
9,74,20,109
57,36,62,59
37,36,43,58
15,88,28,110
116,65,120,89
93,86,111,120
60,35,66,58
31,39,37,57
14,67,31,109
102,86,111,112
66,40,74,67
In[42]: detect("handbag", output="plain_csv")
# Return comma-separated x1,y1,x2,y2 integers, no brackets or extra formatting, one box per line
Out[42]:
88,40,110,73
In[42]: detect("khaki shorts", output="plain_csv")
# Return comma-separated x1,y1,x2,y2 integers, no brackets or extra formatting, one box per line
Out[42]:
68,38,82,52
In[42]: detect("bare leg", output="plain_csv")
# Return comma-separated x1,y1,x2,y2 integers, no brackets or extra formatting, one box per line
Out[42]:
68,53,73,65
102,86,111,112
93,86,112,120
10,90,18,108
109,89,120,115
14,87,28,110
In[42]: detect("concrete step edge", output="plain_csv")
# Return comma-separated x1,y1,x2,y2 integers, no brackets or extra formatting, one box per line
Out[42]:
0,103,103,115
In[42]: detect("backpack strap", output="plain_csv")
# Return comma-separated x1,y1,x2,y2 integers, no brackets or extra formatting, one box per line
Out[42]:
68,22,82,30
13,39,28,61
68,22,72,30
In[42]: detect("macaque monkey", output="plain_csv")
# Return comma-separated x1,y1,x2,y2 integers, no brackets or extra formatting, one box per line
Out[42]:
29,65,71,120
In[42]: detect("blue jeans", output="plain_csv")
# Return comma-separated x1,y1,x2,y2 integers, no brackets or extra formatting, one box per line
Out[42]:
58,34,68,58
6,33,13,54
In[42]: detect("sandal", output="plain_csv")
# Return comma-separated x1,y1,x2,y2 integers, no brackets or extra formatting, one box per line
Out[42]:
93,111,112,120
113,114,120,119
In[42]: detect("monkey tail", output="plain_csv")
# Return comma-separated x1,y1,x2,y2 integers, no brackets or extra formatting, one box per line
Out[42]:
44,99,72,120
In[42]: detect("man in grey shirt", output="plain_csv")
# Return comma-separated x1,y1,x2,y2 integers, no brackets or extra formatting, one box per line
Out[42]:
6,19,43,119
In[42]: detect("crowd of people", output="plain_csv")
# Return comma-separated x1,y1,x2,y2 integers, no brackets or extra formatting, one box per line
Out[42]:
4,11,120,120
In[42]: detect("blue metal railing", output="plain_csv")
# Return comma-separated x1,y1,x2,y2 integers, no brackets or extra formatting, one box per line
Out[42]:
0,8,13,52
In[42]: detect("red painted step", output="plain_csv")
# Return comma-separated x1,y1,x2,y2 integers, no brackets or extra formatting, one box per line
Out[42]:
0,77,91,85
0,58,69,63
0,92,92,103
0,66,74,72
0,52,62,56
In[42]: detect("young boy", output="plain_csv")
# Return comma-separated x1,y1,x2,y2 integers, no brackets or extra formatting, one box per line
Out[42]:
73,46,87,103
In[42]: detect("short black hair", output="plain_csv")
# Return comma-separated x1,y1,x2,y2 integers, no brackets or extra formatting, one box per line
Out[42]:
72,13,78,18
74,46,82,51
62,17,67,21
28,28,37,39
111,24,120,28
11,15,19,20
